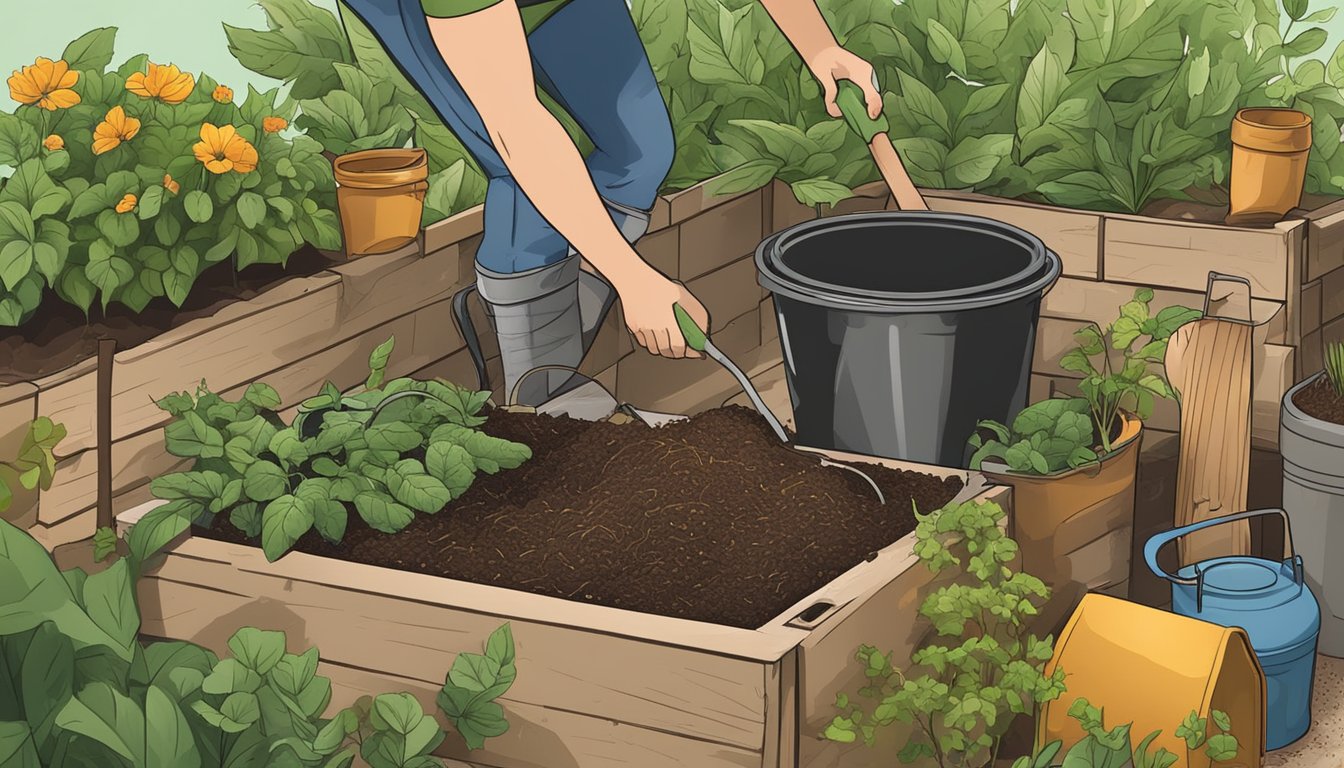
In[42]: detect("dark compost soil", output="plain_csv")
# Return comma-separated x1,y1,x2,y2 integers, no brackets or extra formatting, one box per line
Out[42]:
201,406,964,629
1293,376,1344,426
0,245,337,383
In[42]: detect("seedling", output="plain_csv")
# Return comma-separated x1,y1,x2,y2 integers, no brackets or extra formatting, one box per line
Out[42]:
1326,340,1344,398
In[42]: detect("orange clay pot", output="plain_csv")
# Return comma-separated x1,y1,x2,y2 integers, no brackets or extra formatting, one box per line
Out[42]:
333,147,429,257
1226,108,1312,227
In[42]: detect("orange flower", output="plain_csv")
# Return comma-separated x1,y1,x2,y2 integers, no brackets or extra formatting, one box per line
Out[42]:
92,106,141,155
262,116,288,133
163,174,180,195
193,123,258,174
43,134,64,151
125,62,194,104
115,194,137,214
8,57,80,111
212,84,233,103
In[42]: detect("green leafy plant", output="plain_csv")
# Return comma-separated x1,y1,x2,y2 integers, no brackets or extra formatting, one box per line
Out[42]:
0,417,65,515
0,28,341,327
970,290,1200,475
149,336,531,562
968,398,1099,475
0,515,513,766
1325,340,1344,398
821,499,1065,767
1013,698,1241,768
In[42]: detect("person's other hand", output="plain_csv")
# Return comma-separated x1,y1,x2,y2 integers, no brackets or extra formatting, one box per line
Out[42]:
807,46,881,120
614,268,709,359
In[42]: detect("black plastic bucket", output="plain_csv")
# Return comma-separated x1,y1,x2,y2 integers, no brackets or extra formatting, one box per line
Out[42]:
756,211,1061,467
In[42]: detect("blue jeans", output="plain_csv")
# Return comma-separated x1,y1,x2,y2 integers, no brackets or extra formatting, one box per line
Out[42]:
338,0,674,274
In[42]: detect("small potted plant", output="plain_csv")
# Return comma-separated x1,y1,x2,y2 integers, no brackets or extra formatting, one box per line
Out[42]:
1281,340,1344,656
968,289,1201,621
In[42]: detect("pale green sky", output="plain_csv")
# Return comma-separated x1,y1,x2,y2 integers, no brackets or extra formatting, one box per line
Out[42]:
1,0,1342,113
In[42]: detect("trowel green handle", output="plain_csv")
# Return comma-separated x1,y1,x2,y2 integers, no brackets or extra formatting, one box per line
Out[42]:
836,80,890,145
673,303,707,353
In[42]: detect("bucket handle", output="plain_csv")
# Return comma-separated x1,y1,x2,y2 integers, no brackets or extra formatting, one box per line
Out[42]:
1144,508,1301,588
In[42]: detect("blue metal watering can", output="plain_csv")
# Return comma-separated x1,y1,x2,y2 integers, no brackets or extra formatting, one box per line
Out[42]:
1145,508,1320,751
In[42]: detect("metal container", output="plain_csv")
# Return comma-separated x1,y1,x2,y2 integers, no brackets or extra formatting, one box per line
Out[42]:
1145,509,1320,750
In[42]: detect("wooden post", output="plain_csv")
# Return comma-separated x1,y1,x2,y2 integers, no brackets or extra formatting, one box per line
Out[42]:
96,338,115,531
1165,273,1256,565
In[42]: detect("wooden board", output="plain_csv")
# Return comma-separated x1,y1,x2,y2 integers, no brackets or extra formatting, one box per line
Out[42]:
1304,197,1344,283
678,193,766,282
1041,278,1286,345
1102,217,1303,301
0,383,39,527
1166,318,1254,565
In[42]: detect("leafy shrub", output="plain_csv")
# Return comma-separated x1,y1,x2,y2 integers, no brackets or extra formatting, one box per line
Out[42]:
0,417,64,514
226,0,497,227
1014,698,1241,768
0,515,514,766
970,290,1200,475
1326,340,1344,397
0,28,340,327
149,337,531,562
822,499,1065,767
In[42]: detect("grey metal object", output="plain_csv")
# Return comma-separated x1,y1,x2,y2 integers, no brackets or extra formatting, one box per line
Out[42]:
1281,371,1344,657
756,211,1061,467
704,340,789,443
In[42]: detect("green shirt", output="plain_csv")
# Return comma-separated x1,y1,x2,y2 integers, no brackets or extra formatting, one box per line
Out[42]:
422,0,570,32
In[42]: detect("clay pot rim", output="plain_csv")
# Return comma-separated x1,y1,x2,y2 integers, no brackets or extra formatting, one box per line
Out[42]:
1234,107,1312,131
333,147,429,189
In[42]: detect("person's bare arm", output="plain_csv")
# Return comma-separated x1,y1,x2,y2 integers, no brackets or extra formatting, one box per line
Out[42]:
756,0,881,119
427,3,707,358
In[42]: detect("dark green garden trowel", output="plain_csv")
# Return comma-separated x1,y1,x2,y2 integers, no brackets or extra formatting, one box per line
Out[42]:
673,303,886,504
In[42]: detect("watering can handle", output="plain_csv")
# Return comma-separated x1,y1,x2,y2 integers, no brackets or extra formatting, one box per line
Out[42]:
1144,508,1297,586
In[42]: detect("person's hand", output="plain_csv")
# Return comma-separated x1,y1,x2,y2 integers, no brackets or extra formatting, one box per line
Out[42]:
807,45,882,120
613,267,710,359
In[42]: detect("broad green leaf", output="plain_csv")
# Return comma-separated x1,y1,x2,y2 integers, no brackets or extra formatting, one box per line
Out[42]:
894,69,949,138
227,627,286,676
926,19,968,75
426,441,475,499
0,113,39,167
366,337,395,390
183,190,213,224
703,159,780,198
54,682,143,763
353,492,414,534
386,460,451,514
81,558,140,655
164,411,225,459
243,460,288,501
1,160,70,219
945,134,1013,187
62,27,118,70
126,499,199,572
0,721,41,767
791,178,853,206
260,494,313,561
145,684,200,768
364,422,424,453
1018,44,1067,135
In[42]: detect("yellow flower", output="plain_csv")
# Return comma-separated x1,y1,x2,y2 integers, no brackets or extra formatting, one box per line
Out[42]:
8,57,80,111
212,84,233,103
43,134,64,151
115,194,137,214
163,174,180,195
92,106,141,155
125,62,194,104
193,123,258,175
262,116,288,133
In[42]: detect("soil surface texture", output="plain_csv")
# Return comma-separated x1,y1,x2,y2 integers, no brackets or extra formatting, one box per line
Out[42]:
202,406,964,629
0,245,337,383
1293,376,1344,426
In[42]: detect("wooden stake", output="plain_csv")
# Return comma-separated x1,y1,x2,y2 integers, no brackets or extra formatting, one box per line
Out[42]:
1165,273,1255,565
96,338,115,531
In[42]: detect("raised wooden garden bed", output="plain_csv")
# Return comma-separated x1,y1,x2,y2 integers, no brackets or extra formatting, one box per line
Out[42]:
126,432,1010,768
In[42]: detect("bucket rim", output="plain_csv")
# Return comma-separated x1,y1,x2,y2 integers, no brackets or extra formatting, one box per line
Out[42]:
759,211,1051,305
756,212,1062,314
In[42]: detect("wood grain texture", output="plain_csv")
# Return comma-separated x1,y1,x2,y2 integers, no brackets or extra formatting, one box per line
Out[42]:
1305,197,1344,282
1103,217,1301,301
678,195,766,281
1165,318,1254,565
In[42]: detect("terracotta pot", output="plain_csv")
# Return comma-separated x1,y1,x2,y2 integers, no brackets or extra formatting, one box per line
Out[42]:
333,147,429,257
981,414,1143,633
1226,107,1311,227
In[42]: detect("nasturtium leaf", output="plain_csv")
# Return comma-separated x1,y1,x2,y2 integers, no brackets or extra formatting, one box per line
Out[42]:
269,427,310,469
184,190,213,223
201,658,263,697
225,435,258,473
243,381,283,410
227,627,287,676
260,494,313,561
165,411,225,459
296,479,348,543
353,491,414,534
313,422,362,454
